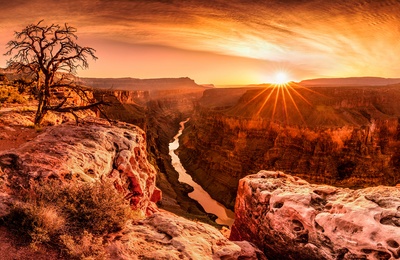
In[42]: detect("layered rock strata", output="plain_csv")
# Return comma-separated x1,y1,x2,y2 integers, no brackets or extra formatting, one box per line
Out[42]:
230,170,400,260
178,86,400,209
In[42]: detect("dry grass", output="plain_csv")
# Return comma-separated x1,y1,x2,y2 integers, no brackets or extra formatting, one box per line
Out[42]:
5,202,65,248
60,231,108,260
2,179,136,258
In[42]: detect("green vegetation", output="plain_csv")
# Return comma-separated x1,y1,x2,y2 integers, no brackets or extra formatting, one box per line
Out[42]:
2,180,136,259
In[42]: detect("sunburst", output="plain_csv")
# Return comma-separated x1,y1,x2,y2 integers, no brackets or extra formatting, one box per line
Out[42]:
244,81,324,125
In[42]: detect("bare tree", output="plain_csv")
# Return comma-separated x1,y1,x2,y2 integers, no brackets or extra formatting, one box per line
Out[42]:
5,20,104,126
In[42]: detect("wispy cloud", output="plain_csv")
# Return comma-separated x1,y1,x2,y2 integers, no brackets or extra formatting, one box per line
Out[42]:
1,0,399,82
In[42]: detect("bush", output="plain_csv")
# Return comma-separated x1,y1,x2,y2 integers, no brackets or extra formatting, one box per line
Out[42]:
2,179,136,257
0,85,26,104
5,202,65,247
31,180,134,235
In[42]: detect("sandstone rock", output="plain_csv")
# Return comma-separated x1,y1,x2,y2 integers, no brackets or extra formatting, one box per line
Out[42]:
107,210,266,260
0,117,160,216
230,170,400,260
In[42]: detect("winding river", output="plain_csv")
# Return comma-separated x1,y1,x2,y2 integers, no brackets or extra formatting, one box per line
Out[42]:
169,119,235,226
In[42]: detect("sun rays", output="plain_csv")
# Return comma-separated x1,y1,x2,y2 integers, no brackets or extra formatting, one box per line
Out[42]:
244,81,324,125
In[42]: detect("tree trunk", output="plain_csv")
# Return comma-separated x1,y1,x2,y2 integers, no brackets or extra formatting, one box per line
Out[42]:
34,90,47,126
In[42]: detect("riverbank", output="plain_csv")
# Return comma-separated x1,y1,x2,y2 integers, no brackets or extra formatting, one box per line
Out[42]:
169,119,235,226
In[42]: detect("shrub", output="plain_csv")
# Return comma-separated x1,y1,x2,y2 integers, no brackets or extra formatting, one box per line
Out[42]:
0,85,26,104
2,179,136,257
31,179,134,235
5,202,65,247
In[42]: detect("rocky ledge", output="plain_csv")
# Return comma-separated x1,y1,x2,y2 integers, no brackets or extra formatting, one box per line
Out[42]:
107,210,265,259
230,170,400,260
0,118,161,216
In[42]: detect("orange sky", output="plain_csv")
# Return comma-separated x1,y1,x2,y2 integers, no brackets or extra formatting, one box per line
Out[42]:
1,0,400,85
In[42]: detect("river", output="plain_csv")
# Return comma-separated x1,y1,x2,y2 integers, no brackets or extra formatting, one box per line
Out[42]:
169,119,235,226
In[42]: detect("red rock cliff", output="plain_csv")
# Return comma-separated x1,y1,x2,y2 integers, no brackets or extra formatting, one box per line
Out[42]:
178,85,400,209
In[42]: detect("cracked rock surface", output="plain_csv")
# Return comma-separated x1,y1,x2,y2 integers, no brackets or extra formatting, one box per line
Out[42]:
230,170,400,260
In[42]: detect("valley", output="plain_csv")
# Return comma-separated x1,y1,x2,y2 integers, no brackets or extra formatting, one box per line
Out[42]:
178,85,400,209
1,74,400,258
89,77,400,217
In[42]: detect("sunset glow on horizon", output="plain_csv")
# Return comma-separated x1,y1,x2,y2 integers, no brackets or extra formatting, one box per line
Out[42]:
1,0,400,85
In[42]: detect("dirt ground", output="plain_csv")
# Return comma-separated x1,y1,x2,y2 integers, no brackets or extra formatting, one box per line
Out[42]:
0,124,40,152
0,226,66,260
0,107,63,259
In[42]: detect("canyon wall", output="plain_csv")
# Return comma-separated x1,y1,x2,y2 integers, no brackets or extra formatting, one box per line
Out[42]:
178,85,400,209
81,77,202,92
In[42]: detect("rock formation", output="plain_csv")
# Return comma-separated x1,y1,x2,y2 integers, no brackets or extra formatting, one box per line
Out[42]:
178,85,400,209
0,115,266,259
230,170,400,260
0,118,160,216
107,211,266,260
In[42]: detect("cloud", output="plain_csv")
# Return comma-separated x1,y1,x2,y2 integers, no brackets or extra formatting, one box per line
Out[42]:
1,0,400,82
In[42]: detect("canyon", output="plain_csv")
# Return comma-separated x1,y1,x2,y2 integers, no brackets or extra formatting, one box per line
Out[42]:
2,72,400,258
178,84,400,209
90,78,220,225
0,115,264,259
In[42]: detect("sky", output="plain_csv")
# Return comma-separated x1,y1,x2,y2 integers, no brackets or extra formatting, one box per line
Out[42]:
0,0,400,85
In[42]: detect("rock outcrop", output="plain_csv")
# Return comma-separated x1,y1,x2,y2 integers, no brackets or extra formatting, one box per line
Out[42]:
178,85,400,209
108,211,266,260
230,171,400,260
0,118,160,216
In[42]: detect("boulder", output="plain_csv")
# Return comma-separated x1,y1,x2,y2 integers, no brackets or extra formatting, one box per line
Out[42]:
107,210,266,260
0,117,160,216
230,170,400,260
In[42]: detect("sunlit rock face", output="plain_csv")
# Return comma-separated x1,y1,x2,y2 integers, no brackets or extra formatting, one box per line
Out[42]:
178,86,400,209
108,210,267,260
230,170,400,260
0,118,160,216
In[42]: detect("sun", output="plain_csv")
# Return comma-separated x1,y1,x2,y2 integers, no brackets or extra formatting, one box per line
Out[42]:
273,71,290,85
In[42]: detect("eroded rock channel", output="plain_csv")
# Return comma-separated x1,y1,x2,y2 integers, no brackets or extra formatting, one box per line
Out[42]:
169,119,235,226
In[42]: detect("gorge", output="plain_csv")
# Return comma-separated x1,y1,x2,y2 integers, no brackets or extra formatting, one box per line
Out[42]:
90,78,400,222
2,73,400,258
169,119,235,226
178,84,400,209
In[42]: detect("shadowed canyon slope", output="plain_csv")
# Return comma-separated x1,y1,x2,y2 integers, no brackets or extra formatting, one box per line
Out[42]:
178,84,400,209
